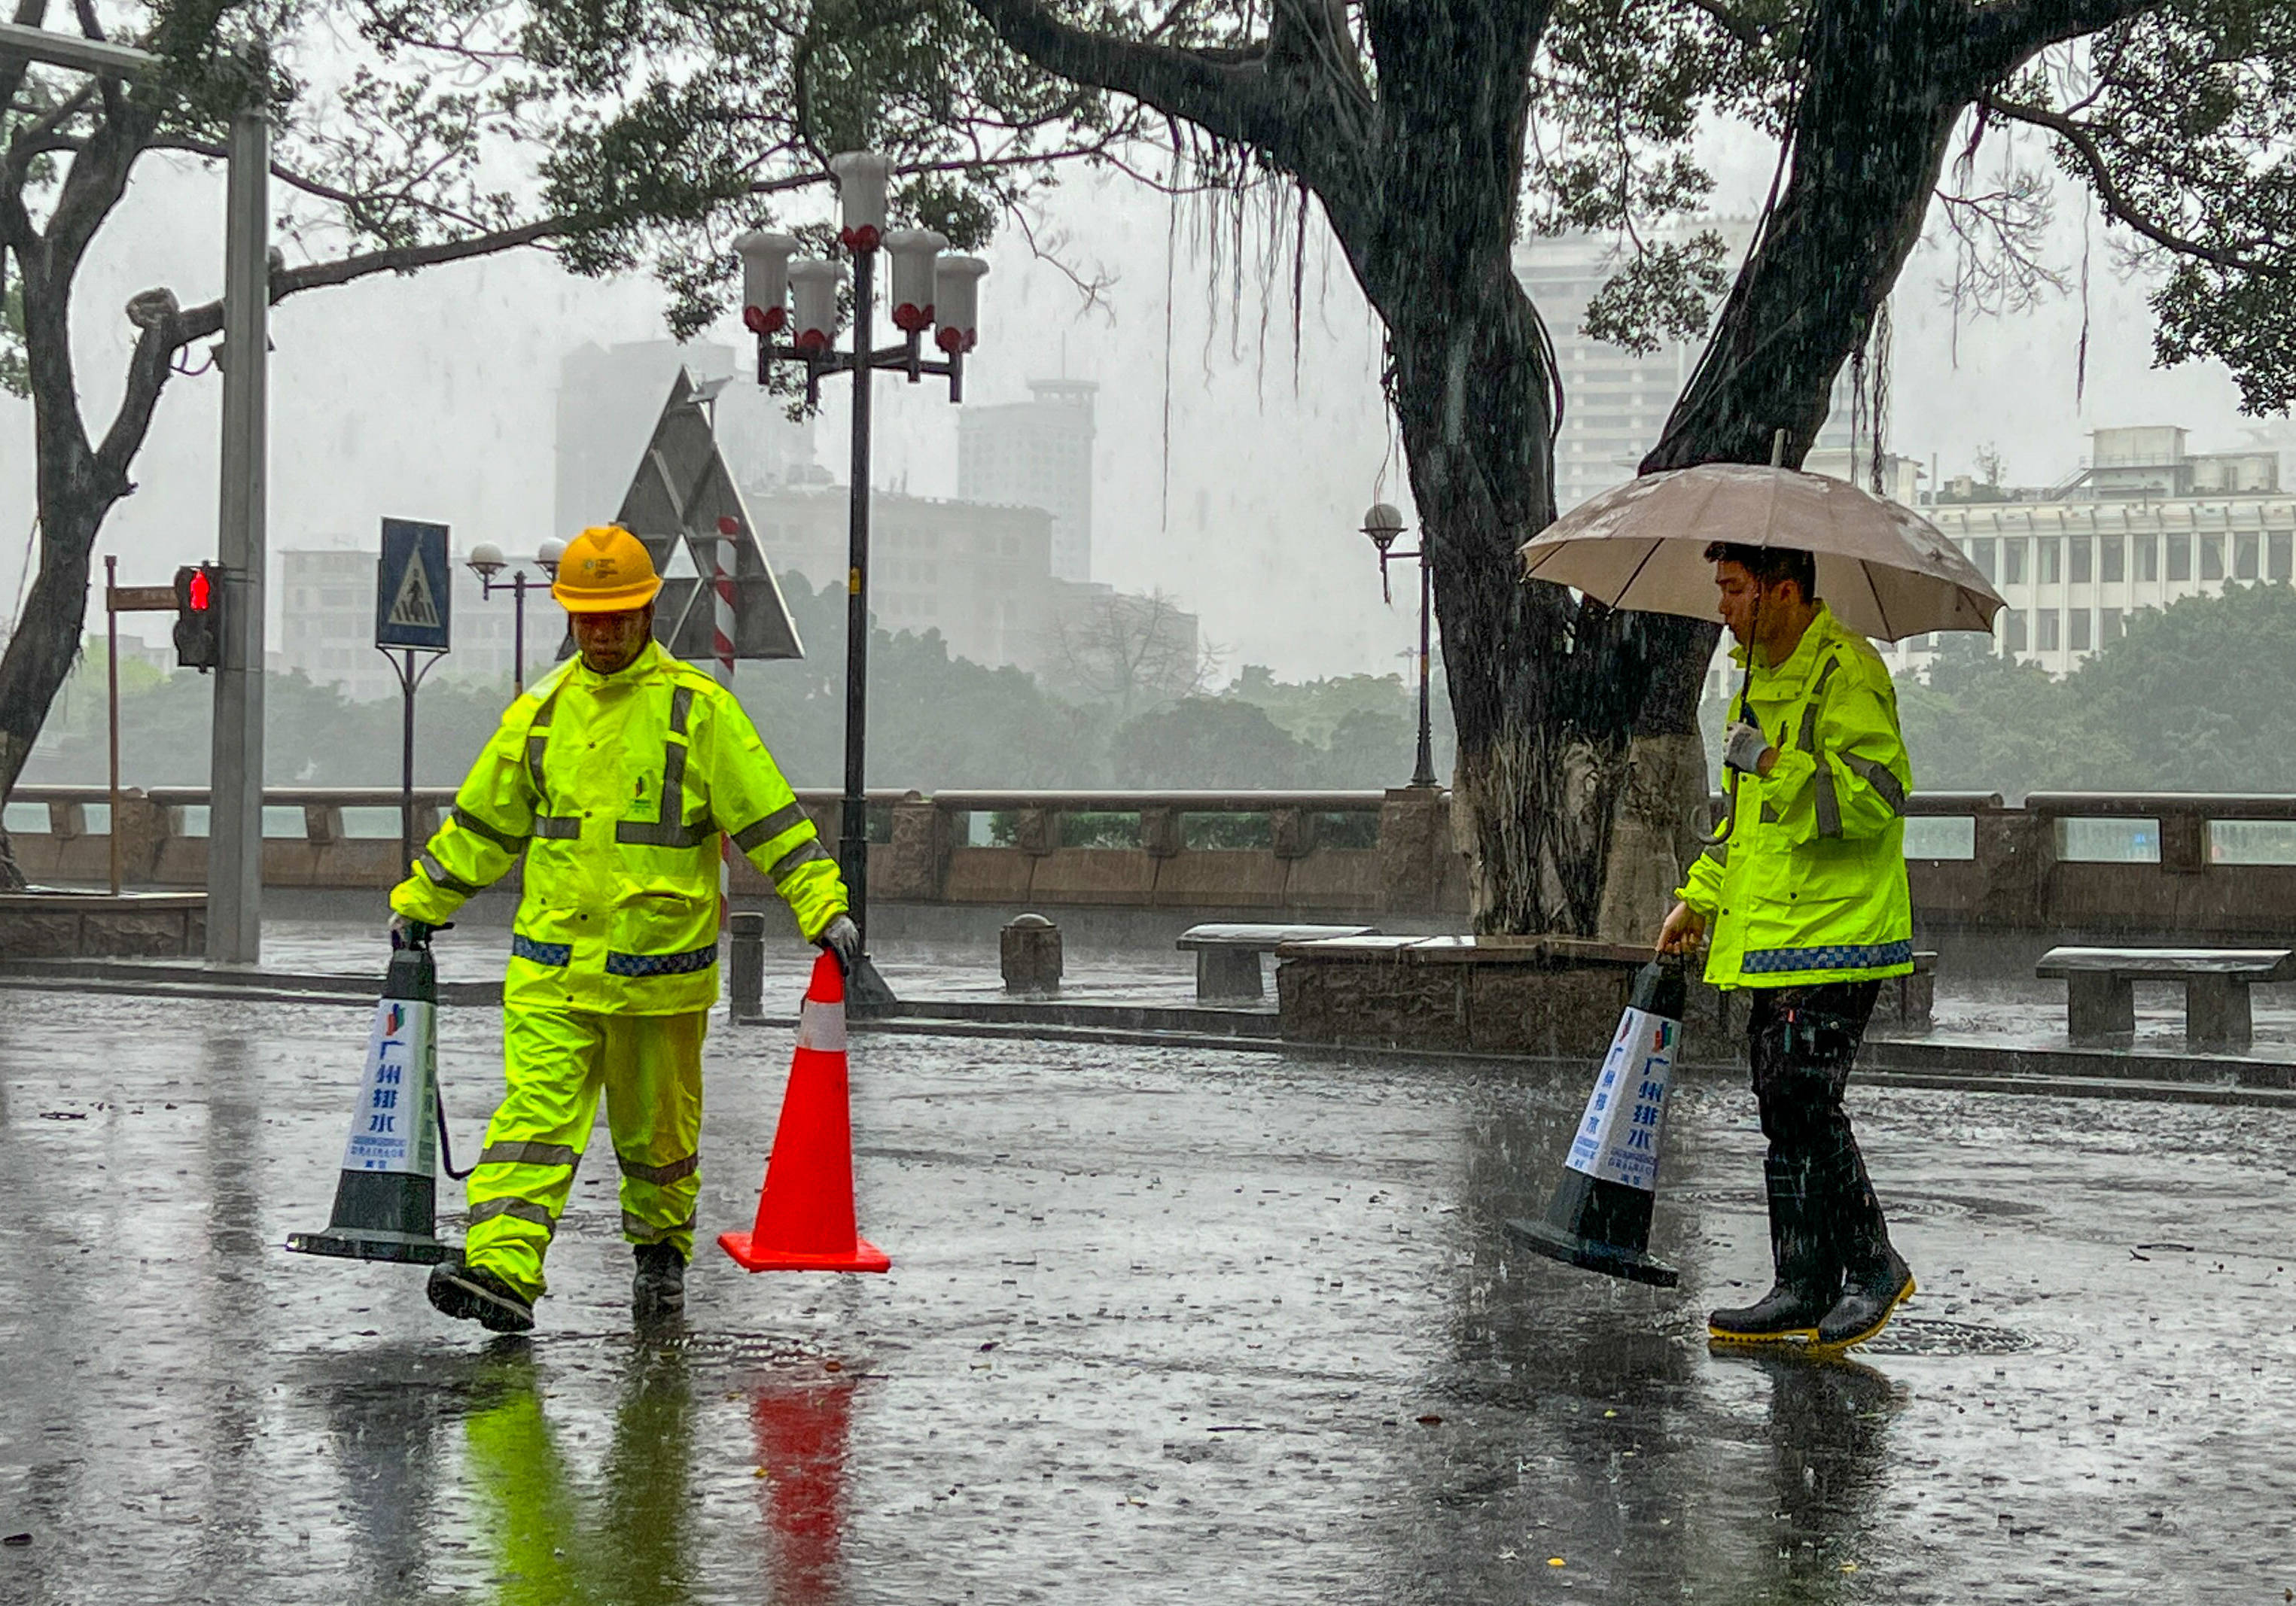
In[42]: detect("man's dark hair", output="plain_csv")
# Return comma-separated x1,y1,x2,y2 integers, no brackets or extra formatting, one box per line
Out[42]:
1704,541,1818,601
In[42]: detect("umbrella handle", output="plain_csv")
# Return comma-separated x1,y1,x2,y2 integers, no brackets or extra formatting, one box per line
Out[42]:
1696,664,1755,847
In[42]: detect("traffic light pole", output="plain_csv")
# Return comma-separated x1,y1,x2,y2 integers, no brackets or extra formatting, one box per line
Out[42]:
205,105,269,966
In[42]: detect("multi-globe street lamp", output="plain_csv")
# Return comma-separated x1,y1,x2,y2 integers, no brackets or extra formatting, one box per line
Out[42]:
733,153,988,1002
1360,502,1439,789
464,537,567,697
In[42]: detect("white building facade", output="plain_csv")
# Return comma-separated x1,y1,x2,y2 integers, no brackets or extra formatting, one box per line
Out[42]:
1915,426,2288,677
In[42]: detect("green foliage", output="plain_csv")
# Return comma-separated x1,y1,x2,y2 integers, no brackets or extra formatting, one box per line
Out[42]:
1110,698,1305,788
1700,585,2296,803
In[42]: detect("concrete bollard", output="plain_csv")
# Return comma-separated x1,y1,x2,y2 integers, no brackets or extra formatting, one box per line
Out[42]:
1000,913,1062,996
729,911,767,1019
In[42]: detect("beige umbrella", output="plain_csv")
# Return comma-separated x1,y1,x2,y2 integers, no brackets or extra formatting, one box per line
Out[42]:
1517,462,2002,640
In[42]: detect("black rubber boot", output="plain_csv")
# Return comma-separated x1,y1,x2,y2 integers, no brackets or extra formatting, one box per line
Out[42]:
632,1243,687,1320
427,1254,535,1334
1816,1248,1915,1350
1710,1156,1836,1343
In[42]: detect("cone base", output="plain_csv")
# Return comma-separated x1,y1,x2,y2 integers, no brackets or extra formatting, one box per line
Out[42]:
717,1229,891,1274
1504,1217,1679,1288
286,1227,452,1265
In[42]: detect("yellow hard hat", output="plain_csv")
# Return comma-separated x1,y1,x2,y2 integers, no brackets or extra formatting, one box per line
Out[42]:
552,525,662,613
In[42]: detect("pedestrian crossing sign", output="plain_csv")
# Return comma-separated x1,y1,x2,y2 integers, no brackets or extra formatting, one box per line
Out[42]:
376,518,452,651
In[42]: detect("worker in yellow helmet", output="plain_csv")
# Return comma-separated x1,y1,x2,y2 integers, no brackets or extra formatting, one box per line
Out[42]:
388,525,857,1334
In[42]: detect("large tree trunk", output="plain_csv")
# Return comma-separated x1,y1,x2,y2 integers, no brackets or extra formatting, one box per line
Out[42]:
0,204,151,890
1578,0,2018,935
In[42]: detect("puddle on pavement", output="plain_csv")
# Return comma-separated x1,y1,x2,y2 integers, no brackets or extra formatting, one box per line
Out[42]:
1853,1316,2039,1357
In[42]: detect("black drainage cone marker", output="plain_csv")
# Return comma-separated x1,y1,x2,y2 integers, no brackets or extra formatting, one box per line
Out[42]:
1506,957,1685,1288
287,933,452,1264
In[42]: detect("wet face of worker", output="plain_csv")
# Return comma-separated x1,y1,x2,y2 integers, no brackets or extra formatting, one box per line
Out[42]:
571,604,654,675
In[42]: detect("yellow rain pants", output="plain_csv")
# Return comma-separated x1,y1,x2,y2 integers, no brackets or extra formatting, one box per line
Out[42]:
464,1007,707,1298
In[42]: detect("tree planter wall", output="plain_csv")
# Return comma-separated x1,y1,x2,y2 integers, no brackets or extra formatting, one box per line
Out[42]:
0,892,206,960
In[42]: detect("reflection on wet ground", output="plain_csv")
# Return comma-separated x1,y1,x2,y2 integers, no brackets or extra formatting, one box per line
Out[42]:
1,988,2291,1601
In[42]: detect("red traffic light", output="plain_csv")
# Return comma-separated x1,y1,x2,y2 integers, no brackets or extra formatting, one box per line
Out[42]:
173,562,223,671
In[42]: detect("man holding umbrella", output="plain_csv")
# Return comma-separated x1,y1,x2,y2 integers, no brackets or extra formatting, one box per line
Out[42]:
1519,458,2000,1351
1656,542,1916,1349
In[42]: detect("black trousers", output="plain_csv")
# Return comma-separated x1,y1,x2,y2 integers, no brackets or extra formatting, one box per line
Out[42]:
1744,981,1896,1294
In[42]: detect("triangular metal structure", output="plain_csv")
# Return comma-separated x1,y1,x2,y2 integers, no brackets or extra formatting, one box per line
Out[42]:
611,368,805,662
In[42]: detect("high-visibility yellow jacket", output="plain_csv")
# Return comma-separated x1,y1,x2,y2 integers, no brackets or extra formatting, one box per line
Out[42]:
389,641,846,1014
1676,602,1915,990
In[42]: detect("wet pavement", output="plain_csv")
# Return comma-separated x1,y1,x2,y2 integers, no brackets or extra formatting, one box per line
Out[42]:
3,979,2294,1603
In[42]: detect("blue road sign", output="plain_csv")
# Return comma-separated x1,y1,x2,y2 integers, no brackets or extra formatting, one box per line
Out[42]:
376,519,452,652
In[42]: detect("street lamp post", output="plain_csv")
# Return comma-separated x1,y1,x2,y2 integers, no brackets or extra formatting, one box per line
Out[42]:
735,156,988,1005
464,538,565,696
1360,502,1439,789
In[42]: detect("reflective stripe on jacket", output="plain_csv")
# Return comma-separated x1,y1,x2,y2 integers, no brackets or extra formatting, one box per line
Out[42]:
1674,602,1914,990
389,640,847,1013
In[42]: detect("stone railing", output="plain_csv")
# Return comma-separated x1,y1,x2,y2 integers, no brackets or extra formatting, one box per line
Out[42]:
8,783,2296,935
0,785,1463,918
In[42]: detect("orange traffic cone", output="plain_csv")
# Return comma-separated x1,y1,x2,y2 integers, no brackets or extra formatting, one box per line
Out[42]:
720,951,891,1273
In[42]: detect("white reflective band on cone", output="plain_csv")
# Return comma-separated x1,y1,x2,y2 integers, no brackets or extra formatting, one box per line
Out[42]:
797,996,847,1054
1563,1005,1678,1193
340,996,439,1176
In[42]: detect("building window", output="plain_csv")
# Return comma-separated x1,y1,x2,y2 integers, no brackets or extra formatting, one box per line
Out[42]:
2069,535,2093,584
2100,534,2124,583
2273,531,2292,582
2201,534,2225,581
2101,607,2123,643
2039,610,2061,651
2136,534,2159,582
2004,611,2029,652
2167,533,2191,581
2002,540,2027,585
2070,610,2092,652
2236,531,2259,580
2038,537,2061,584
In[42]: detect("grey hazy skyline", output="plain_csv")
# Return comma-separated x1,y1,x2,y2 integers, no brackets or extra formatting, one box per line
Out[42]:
0,126,2268,686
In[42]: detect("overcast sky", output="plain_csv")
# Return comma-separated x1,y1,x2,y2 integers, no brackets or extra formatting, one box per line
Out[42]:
0,119,2271,686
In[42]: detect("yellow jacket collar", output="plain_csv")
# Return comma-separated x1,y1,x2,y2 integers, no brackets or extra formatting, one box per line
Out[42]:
1729,601,1840,685
571,637,665,689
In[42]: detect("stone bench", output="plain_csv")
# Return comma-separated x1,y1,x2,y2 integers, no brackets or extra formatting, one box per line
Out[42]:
2035,946,2296,1050
1177,922,1378,1001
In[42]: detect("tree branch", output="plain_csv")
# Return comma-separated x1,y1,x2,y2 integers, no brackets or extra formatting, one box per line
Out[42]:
90,216,565,495
960,0,1317,181
1959,0,2162,84
1987,95,2286,275
166,217,565,347
1677,0,1770,51
3,76,95,185
0,0,53,116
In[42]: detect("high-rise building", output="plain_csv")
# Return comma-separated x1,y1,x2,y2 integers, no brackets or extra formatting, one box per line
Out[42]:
1514,224,1875,510
741,481,1059,670
556,340,814,540
957,379,1097,581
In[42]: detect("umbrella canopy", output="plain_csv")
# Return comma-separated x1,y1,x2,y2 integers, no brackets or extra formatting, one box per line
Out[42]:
1518,463,2002,641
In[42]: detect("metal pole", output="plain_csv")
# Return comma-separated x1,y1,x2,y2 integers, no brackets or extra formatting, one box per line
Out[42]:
511,572,526,697
841,248,874,947
400,649,417,879
1411,549,1438,788
105,555,120,897
205,105,269,965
